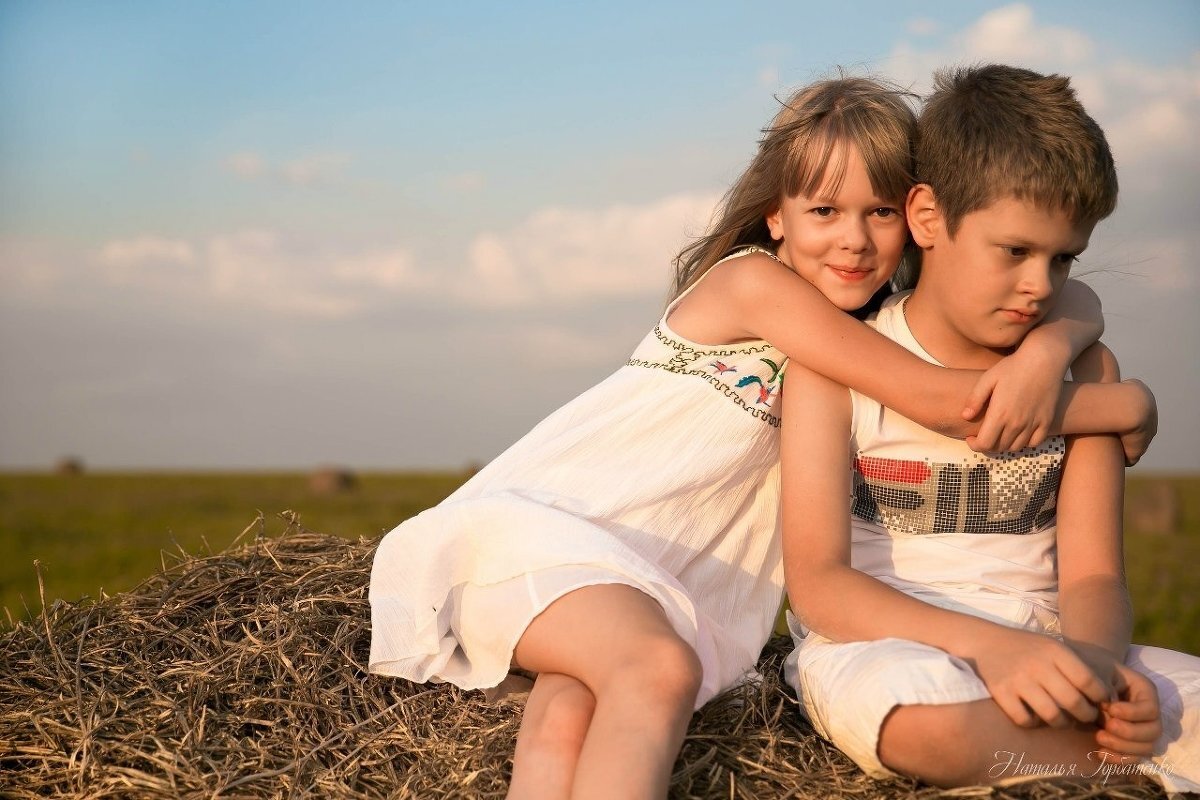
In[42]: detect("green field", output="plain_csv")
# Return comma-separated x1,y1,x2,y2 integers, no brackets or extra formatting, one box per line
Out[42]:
1,471,1197,653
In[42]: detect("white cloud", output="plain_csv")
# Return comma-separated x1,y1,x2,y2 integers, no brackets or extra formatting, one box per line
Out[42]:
0,238,66,295
98,236,196,269
278,153,351,186
224,151,267,179
331,248,437,292
443,171,487,193
18,191,719,322
757,66,780,88
222,150,351,187
961,4,1093,65
493,323,622,370
454,191,721,309
883,3,1200,170
906,18,940,37
81,231,417,319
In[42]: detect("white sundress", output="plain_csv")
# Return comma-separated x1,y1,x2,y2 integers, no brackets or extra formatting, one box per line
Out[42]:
368,247,789,708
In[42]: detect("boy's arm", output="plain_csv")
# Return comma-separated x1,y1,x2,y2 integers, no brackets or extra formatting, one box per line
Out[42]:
966,279,1104,450
1056,343,1162,758
725,255,1155,454
780,363,1109,729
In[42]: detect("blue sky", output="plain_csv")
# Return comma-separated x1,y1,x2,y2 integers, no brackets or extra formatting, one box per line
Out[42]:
1,1,1198,470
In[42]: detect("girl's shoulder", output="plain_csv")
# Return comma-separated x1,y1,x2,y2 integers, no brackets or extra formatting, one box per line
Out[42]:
665,247,794,346
679,246,794,307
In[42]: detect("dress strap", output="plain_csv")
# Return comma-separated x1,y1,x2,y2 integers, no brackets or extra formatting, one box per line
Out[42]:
666,245,784,314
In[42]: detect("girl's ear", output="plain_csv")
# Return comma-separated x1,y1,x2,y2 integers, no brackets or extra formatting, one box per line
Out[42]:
906,184,941,248
765,205,784,241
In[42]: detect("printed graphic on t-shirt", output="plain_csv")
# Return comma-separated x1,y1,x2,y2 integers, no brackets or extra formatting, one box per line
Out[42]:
851,438,1065,536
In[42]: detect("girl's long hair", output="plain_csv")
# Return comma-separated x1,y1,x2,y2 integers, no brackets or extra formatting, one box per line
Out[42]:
671,77,919,301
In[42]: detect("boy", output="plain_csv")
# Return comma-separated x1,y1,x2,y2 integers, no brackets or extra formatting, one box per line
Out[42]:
779,64,1199,791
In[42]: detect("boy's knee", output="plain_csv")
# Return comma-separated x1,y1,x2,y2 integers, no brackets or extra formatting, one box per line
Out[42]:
879,702,988,787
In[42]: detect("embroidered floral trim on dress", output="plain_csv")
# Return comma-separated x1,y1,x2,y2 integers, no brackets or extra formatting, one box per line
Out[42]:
627,328,786,427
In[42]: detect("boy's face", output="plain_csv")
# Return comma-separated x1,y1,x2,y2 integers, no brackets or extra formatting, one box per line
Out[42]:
910,190,1094,360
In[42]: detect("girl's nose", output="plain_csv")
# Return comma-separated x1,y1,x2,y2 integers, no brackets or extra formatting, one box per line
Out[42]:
839,218,869,252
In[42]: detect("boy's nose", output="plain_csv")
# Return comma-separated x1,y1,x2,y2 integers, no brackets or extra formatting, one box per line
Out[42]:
1021,262,1055,300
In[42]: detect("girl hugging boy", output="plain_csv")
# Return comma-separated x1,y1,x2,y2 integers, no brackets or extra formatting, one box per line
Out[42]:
370,66,1175,799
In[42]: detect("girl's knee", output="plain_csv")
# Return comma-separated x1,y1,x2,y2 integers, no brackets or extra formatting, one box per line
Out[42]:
613,633,703,709
525,679,596,753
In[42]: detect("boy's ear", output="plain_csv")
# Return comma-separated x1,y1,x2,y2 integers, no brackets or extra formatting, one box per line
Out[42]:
765,205,784,241
906,184,941,248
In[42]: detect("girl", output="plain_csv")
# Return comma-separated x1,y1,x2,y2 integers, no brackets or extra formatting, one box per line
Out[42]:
369,77,1153,800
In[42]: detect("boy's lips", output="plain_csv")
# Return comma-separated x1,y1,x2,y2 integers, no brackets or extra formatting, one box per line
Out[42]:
1000,307,1039,324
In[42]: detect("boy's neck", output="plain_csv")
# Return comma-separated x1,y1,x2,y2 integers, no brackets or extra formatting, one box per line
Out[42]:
902,284,1014,371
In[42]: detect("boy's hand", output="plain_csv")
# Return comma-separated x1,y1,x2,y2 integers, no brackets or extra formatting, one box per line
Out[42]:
968,627,1110,729
1059,641,1160,760
963,346,1064,453
1094,664,1161,760
1117,380,1158,466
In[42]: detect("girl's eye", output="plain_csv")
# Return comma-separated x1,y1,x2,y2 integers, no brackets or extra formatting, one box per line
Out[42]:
872,207,900,218
811,207,835,217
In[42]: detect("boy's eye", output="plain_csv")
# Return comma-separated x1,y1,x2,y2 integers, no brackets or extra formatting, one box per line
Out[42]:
1053,254,1079,269
1004,246,1028,258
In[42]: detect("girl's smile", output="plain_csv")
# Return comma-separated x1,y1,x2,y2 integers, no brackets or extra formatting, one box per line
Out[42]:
765,145,908,311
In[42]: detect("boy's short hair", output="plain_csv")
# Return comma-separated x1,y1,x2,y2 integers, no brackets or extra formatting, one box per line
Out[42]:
916,64,1118,236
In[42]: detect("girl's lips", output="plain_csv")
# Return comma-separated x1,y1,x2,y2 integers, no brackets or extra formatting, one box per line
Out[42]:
829,265,872,281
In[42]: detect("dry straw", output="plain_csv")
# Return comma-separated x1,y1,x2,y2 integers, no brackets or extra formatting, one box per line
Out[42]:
1,512,1167,799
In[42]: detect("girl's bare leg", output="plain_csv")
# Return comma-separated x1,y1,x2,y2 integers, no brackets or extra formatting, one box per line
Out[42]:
880,700,1130,787
512,584,702,800
508,673,596,800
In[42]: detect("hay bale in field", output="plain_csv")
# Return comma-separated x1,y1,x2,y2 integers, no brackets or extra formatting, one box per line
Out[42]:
0,513,1169,799
309,466,358,495
53,456,85,475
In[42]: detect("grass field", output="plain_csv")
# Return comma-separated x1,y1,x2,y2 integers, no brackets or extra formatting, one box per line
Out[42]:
1,471,1197,653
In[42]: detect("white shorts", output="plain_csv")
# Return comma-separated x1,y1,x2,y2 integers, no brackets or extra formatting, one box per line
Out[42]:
784,612,1200,792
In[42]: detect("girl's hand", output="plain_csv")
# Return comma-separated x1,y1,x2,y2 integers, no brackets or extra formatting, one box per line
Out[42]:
1095,664,1162,760
1117,380,1158,466
968,627,1110,729
962,345,1065,453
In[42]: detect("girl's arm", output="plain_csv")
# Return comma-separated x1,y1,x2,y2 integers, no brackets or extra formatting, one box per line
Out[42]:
780,363,1111,729
1056,343,1162,758
966,279,1104,450
721,254,1154,458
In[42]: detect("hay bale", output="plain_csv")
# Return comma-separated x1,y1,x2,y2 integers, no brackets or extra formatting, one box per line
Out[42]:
309,466,357,495
1126,481,1181,535
0,514,1169,799
53,457,85,476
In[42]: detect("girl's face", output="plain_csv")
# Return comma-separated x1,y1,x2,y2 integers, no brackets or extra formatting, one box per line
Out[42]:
766,145,908,311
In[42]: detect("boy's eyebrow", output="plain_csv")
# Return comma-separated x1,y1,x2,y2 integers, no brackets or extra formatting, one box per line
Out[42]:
994,233,1090,253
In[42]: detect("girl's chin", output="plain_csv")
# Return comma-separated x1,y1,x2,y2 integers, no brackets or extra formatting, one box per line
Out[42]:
829,285,889,311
